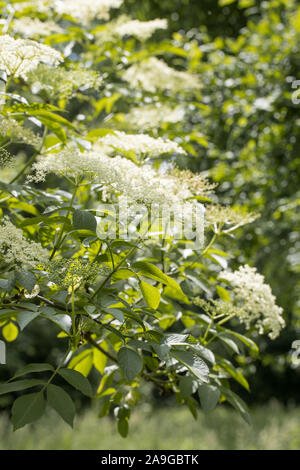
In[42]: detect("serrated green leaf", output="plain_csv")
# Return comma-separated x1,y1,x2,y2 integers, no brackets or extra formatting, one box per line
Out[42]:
220,386,251,424
219,358,250,391
15,271,36,292
12,363,54,379
179,375,198,398
58,368,92,396
0,379,45,395
216,285,231,302
47,384,75,427
73,210,97,232
11,392,46,430
17,310,40,331
198,384,220,413
139,281,160,309
172,349,209,382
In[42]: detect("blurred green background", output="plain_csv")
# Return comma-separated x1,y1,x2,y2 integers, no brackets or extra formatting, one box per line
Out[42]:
1,402,300,450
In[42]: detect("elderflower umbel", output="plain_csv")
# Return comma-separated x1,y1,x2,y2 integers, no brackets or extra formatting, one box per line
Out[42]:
10,1,50,15
27,64,102,100
0,35,63,80
28,141,195,202
0,218,49,268
29,145,206,245
97,131,186,156
219,265,285,339
11,0,123,23
29,146,184,204
126,104,186,130
123,57,200,93
114,19,167,40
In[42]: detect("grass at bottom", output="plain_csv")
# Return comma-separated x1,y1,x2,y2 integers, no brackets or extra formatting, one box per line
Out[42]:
0,401,299,450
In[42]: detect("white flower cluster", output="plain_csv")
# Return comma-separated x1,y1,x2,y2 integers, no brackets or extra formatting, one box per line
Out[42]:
220,265,285,339
53,0,124,24
126,104,186,130
97,131,186,156
12,18,63,37
114,18,167,40
0,35,63,80
205,205,258,232
123,57,200,93
0,218,49,268
29,146,205,245
11,0,123,23
29,146,177,202
0,116,42,149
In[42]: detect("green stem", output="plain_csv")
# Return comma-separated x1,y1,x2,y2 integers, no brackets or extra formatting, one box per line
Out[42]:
203,312,216,342
107,242,115,269
49,182,79,260
202,232,218,256
218,313,236,326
